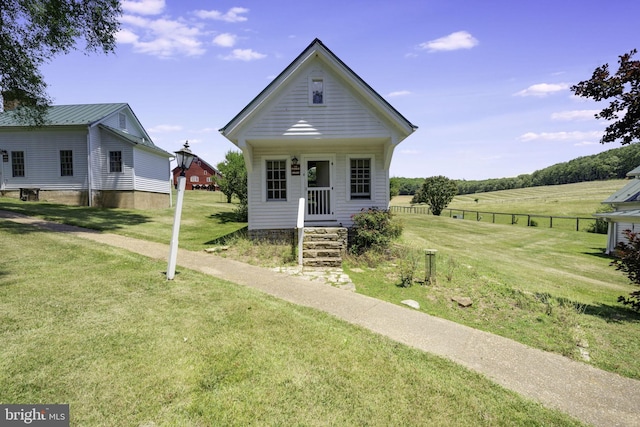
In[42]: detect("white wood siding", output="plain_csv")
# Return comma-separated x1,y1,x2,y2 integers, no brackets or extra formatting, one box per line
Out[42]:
98,130,135,191
245,63,391,140
0,129,88,190
133,148,170,194
248,144,387,229
101,108,147,139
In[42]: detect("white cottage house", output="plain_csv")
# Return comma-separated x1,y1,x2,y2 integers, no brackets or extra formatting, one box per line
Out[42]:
0,103,172,209
597,166,640,253
220,39,417,253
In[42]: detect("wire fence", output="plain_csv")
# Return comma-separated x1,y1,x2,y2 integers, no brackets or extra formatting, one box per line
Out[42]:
389,206,598,232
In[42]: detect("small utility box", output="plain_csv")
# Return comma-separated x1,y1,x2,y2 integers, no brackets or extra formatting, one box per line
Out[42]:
424,249,437,285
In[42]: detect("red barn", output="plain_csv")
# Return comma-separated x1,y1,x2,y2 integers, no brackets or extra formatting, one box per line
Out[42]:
172,155,222,191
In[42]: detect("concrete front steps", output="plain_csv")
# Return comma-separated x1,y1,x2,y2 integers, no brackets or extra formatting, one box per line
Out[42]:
302,227,348,267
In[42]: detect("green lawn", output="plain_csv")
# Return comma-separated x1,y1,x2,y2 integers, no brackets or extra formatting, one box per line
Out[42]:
1,180,639,383
349,180,640,379
0,220,582,426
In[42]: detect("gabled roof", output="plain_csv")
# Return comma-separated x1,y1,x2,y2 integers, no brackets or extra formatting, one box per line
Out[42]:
99,124,172,157
0,103,128,127
603,178,640,203
220,38,417,139
0,103,171,157
171,155,221,175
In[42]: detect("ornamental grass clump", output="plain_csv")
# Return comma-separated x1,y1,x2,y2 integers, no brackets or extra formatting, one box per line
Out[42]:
350,208,402,254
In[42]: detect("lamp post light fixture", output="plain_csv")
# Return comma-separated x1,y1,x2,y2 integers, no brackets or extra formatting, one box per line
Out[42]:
167,141,195,280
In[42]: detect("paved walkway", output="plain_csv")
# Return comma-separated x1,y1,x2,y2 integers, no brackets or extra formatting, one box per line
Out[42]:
2,210,639,427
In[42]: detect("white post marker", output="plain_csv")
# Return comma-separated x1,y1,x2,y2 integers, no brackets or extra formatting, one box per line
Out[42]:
167,175,187,280
297,197,305,265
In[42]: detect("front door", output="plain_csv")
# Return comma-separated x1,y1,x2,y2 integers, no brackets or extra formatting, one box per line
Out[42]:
305,159,334,221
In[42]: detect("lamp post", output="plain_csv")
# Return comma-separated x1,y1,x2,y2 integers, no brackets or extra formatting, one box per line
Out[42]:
167,141,195,280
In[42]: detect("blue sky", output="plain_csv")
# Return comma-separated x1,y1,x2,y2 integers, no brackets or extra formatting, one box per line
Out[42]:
40,0,639,180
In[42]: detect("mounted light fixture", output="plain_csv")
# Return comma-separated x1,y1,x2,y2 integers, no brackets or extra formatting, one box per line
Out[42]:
174,141,195,176
291,156,299,166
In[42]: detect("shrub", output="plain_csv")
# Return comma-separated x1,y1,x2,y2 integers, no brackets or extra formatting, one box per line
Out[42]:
611,229,640,312
350,208,402,254
587,206,612,234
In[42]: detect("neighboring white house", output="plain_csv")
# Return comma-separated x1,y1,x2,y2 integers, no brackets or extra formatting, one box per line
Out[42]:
219,38,417,238
0,103,173,209
597,166,640,253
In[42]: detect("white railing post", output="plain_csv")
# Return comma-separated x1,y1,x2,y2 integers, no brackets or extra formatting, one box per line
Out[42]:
297,197,305,266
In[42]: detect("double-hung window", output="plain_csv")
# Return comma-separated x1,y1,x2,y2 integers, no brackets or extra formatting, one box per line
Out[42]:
349,158,371,200
109,151,122,173
11,151,25,177
60,150,73,176
266,160,287,201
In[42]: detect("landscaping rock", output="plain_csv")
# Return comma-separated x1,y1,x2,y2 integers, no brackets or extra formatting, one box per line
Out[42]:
401,299,420,310
452,296,473,308
204,246,229,253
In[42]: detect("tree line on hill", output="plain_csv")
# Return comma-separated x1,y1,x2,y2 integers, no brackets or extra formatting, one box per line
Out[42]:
391,143,640,196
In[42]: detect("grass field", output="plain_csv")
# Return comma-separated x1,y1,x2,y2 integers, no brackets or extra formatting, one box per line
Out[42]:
391,180,625,231
0,218,582,426
1,180,639,383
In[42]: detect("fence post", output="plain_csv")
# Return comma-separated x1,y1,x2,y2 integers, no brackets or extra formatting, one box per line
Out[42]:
550,216,553,228
527,215,531,226
576,218,579,231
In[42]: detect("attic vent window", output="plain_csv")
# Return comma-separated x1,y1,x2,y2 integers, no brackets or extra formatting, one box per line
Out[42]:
118,112,127,130
310,78,324,105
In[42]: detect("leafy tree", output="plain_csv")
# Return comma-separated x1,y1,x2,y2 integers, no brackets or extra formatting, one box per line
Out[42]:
571,49,640,145
216,151,247,220
412,175,457,216
611,230,640,312
0,0,122,125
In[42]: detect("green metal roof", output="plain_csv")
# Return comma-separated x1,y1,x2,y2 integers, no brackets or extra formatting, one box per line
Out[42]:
99,124,172,157
0,103,128,127
603,178,640,203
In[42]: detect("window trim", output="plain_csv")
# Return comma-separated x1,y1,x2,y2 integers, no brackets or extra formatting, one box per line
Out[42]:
346,154,374,201
308,76,326,106
11,151,25,178
59,150,74,177
109,150,123,173
264,157,288,202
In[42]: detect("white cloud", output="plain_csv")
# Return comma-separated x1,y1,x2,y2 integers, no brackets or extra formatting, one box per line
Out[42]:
387,90,412,97
514,83,569,97
194,7,249,22
518,130,602,142
121,0,165,15
419,31,478,52
551,110,599,121
149,124,183,133
222,48,266,61
118,15,205,57
213,33,237,47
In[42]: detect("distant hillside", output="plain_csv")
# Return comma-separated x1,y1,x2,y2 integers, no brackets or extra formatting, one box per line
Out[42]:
391,143,640,196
